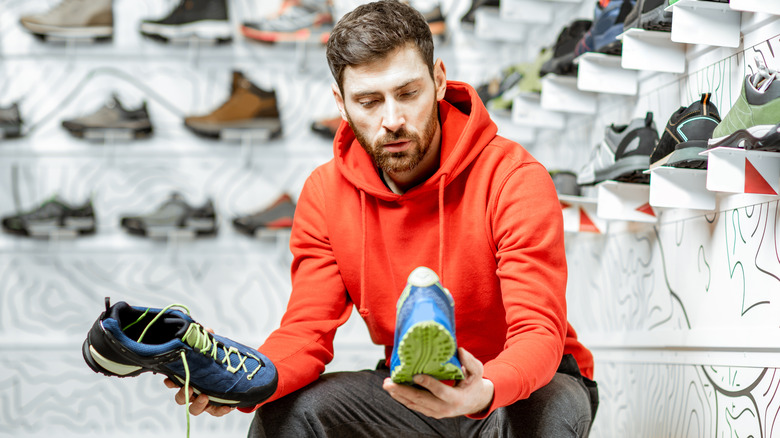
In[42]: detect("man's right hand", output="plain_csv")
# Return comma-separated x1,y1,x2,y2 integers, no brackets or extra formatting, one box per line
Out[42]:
165,377,236,417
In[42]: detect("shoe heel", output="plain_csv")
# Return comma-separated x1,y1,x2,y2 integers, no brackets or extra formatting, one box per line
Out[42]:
82,338,143,377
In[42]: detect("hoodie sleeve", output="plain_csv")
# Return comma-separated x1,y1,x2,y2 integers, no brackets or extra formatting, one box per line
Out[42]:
238,171,353,413
472,160,568,418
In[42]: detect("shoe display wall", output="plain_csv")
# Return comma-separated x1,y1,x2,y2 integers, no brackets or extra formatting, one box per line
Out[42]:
1,0,780,437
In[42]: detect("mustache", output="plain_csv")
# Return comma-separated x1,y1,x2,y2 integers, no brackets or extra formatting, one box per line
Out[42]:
378,128,417,145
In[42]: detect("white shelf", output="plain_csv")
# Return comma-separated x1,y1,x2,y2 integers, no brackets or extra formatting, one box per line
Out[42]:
540,74,597,114
474,7,528,42
730,0,780,15
492,112,537,144
575,52,638,95
647,166,715,210
500,0,555,23
619,29,686,74
668,0,742,48
703,147,780,195
511,93,566,129
559,195,603,233
596,181,657,223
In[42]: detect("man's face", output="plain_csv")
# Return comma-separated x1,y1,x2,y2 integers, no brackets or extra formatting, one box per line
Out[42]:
334,44,446,180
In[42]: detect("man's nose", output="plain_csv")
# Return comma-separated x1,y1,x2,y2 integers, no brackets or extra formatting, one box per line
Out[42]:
381,100,405,133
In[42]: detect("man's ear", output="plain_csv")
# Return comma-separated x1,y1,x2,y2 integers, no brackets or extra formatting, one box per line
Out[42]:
433,59,447,101
332,83,348,121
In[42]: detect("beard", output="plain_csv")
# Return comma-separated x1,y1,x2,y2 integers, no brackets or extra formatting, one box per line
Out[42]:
346,99,439,174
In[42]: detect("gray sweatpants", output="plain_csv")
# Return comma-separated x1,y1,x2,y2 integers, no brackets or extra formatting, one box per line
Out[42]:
247,355,598,438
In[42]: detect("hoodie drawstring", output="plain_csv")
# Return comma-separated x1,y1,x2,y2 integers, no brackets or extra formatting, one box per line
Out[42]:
358,190,369,318
438,175,446,284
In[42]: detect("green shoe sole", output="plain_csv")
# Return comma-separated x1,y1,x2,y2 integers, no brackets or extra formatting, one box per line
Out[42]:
390,321,464,384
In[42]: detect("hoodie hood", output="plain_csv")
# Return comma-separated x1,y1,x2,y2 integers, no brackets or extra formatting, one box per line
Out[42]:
333,80,498,200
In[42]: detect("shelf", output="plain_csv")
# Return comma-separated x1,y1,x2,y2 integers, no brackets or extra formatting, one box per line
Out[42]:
668,0,742,48
703,147,780,195
619,29,686,74
511,93,566,129
474,7,528,42
500,0,555,23
574,52,638,95
647,166,715,210
492,112,537,144
730,0,780,15
596,181,657,223
540,74,597,114
559,195,603,233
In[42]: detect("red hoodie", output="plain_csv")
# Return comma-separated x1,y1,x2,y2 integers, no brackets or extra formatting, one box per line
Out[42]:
244,81,594,416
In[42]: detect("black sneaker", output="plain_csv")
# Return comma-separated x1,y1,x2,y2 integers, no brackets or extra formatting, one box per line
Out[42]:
140,0,231,44
649,93,721,169
61,94,153,140
540,20,592,77
232,194,295,236
120,193,217,238
0,102,23,139
83,298,277,408
1,195,96,237
624,0,673,32
460,0,500,29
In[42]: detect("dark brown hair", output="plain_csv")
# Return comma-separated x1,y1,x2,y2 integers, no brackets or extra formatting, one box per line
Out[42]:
326,0,434,93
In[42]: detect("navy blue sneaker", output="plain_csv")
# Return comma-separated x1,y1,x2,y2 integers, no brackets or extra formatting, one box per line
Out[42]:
390,267,464,384
575,0,636,57
83,299,277,408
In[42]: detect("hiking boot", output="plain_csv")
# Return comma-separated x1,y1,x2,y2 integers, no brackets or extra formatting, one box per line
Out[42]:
310,115,342,138
184,71,282,139
624,0,673,32
540,19,592,77
19,0,113,41
120,193,217,238
140,0,231,44
0,102,23,139
240,0,333,43
710,64,780,143
83,298,277,408
577,112,658,185
460,0,500,30
390,267,464,385
708,122,780,152
649,93,721,169
232,194,295,236
1,195,96,238
61,94,153,140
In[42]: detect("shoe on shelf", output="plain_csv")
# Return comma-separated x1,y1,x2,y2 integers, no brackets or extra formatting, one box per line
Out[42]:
61,94,153,140
476,66,524,106
310,115,342,139
575,0,636,57
19,0,113,41
577,112,659,185
460,0,500,30
139,0,231,44
708,122,780,152
540,19,592,77
240,0,333,44
550,170,582,196
419,2,447,37
120,193,217,238
232,194,296,237
649,93,721,169
709,63,780,145
184,71,282,140
390,267,464,385
1,195,96,238
623,0,673,32
487,48,552,112
0,102,23,139
83,298,277,408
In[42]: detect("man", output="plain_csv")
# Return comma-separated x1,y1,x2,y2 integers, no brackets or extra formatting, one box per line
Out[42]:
167,1,598,436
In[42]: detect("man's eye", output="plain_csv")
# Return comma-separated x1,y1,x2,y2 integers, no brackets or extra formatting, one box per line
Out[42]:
359,100,378,108
401,91,418,99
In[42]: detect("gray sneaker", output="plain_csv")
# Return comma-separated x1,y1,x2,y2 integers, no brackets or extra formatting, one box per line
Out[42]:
0,103,23,139
19,0,113,41
61,95,153,140
120,193,217,239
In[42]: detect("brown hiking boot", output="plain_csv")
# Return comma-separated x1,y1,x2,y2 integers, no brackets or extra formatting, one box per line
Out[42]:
184,71,282,140
20,0,113,41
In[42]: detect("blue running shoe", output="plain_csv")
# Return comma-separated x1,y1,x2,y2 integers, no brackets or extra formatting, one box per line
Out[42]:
575,0,635,57
82,298,277,408
390,267,464,384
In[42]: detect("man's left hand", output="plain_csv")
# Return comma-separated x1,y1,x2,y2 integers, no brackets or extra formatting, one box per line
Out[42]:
382,347,495,418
